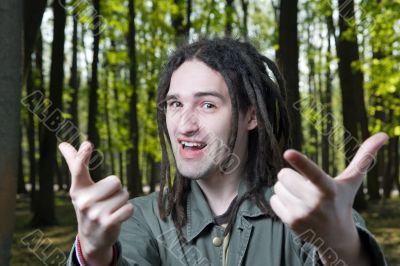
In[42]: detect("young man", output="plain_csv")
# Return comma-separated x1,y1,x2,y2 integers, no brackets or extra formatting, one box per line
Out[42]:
61,38,387,265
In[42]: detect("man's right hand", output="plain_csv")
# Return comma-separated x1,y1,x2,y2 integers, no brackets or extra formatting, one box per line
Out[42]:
59,141,134,266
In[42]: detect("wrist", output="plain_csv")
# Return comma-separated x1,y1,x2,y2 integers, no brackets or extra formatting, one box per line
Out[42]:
77,236,114,266
317,223,365,265
85,249,113,266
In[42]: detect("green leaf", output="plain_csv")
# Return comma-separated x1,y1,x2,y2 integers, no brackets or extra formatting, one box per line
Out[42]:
394,126,400,136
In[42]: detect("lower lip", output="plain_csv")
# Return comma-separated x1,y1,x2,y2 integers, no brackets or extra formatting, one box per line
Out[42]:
179,144,206,159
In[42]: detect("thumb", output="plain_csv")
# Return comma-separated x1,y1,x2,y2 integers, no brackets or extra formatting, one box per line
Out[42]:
59,141,94,189
337,132,388,186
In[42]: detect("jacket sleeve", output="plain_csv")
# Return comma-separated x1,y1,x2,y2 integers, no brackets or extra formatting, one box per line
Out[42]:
65,244,80,266
115,198,161,266
351,209,387,266
290,209,387,266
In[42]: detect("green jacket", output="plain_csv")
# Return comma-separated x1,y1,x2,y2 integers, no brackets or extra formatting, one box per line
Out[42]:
68,180,386,266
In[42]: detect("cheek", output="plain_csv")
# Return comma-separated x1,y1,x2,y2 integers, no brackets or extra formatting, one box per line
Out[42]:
206,112,232,140
236,118,250,146
166,116,176,137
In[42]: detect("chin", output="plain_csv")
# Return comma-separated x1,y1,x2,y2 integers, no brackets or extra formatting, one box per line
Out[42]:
178,170,205,180
177,165,215,180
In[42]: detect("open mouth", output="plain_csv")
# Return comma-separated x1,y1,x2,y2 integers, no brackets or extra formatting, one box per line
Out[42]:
179,140,207,151
177,138,208,159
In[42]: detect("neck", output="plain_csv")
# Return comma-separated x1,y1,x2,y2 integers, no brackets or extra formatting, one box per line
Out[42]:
196,166,244,216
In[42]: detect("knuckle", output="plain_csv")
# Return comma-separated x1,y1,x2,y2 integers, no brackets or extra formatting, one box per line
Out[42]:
277,169,284,180
75,198,90,213
273,182,282,194
278,168,290,179
309,201,321,213
107,175,122,190
87,209,100,223
100,217,115,231
284,214,296,227
76,202,86,213
69,189,78,201
126,203,134,214
79,227,90,238
310,200,322,213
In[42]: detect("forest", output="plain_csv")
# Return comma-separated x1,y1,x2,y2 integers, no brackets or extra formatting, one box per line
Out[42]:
0,0,399,265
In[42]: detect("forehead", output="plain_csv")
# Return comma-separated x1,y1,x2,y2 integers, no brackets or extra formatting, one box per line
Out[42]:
168,60,229,98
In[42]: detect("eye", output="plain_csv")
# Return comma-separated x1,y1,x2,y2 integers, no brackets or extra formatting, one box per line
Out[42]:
202,102,216,110
167,101,182,109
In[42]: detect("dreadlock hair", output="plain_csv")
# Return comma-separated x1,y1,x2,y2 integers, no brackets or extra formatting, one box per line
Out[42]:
156,37,290,241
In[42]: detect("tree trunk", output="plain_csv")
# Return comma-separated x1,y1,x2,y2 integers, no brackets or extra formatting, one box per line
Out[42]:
104,71,115,174
383,110,397,198
305,17,318,163
26,65,37,198
390,136,398,196
32,0,66,226
377,148,385,197
35,32,46,140
383,138,393,198
172,0,191,46
23,0,47,80
88,0,102,181
367,0,390,200
186,0,192,40
393,136,399,193
240,0,249,40
29,31,45,211
149,155,161,193
119,152,125,187
126,0,142,196
55,158,63,191
0,0,23,263
367,49,385,200
225,0,234,37
17,128,27,194
69,11,80,147
277,0,302,150
336,0,368,210
322,22,333,174
63,11,81,191
112,75,125,183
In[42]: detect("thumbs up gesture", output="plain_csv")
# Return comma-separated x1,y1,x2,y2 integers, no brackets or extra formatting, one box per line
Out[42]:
59,141,134,265
270,132,388,264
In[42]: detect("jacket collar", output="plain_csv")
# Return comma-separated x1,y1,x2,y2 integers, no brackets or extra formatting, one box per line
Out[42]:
186,180,214,242
237,181,274,218
185,179,273,242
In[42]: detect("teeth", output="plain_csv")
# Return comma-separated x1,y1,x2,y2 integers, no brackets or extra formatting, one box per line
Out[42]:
180,141,203,147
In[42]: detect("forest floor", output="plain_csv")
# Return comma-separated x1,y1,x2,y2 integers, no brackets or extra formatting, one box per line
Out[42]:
10,191,400,265
360,197,400,265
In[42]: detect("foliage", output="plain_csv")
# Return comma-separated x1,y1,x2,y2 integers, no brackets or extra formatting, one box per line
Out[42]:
21,0,400,222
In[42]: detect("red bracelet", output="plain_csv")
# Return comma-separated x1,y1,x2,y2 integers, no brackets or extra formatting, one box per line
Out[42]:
76,236,117,266
76,236,87,266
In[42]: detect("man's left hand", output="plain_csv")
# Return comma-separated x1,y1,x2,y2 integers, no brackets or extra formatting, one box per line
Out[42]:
270,132,388,264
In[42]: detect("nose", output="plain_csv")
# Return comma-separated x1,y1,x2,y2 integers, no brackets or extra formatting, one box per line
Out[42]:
178,108,200,136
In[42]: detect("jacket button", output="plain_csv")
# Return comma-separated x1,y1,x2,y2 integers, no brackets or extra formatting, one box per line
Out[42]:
212,237,222,247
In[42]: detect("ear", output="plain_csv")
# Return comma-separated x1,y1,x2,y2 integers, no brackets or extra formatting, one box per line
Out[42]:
246,106,257,130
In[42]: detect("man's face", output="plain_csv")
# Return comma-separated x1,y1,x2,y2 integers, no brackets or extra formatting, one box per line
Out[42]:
165,60,256,180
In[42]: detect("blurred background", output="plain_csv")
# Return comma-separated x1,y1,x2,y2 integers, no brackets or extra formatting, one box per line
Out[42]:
0,0,399,265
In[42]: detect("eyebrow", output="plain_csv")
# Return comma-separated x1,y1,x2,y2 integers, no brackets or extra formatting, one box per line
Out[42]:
165,91,225,102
